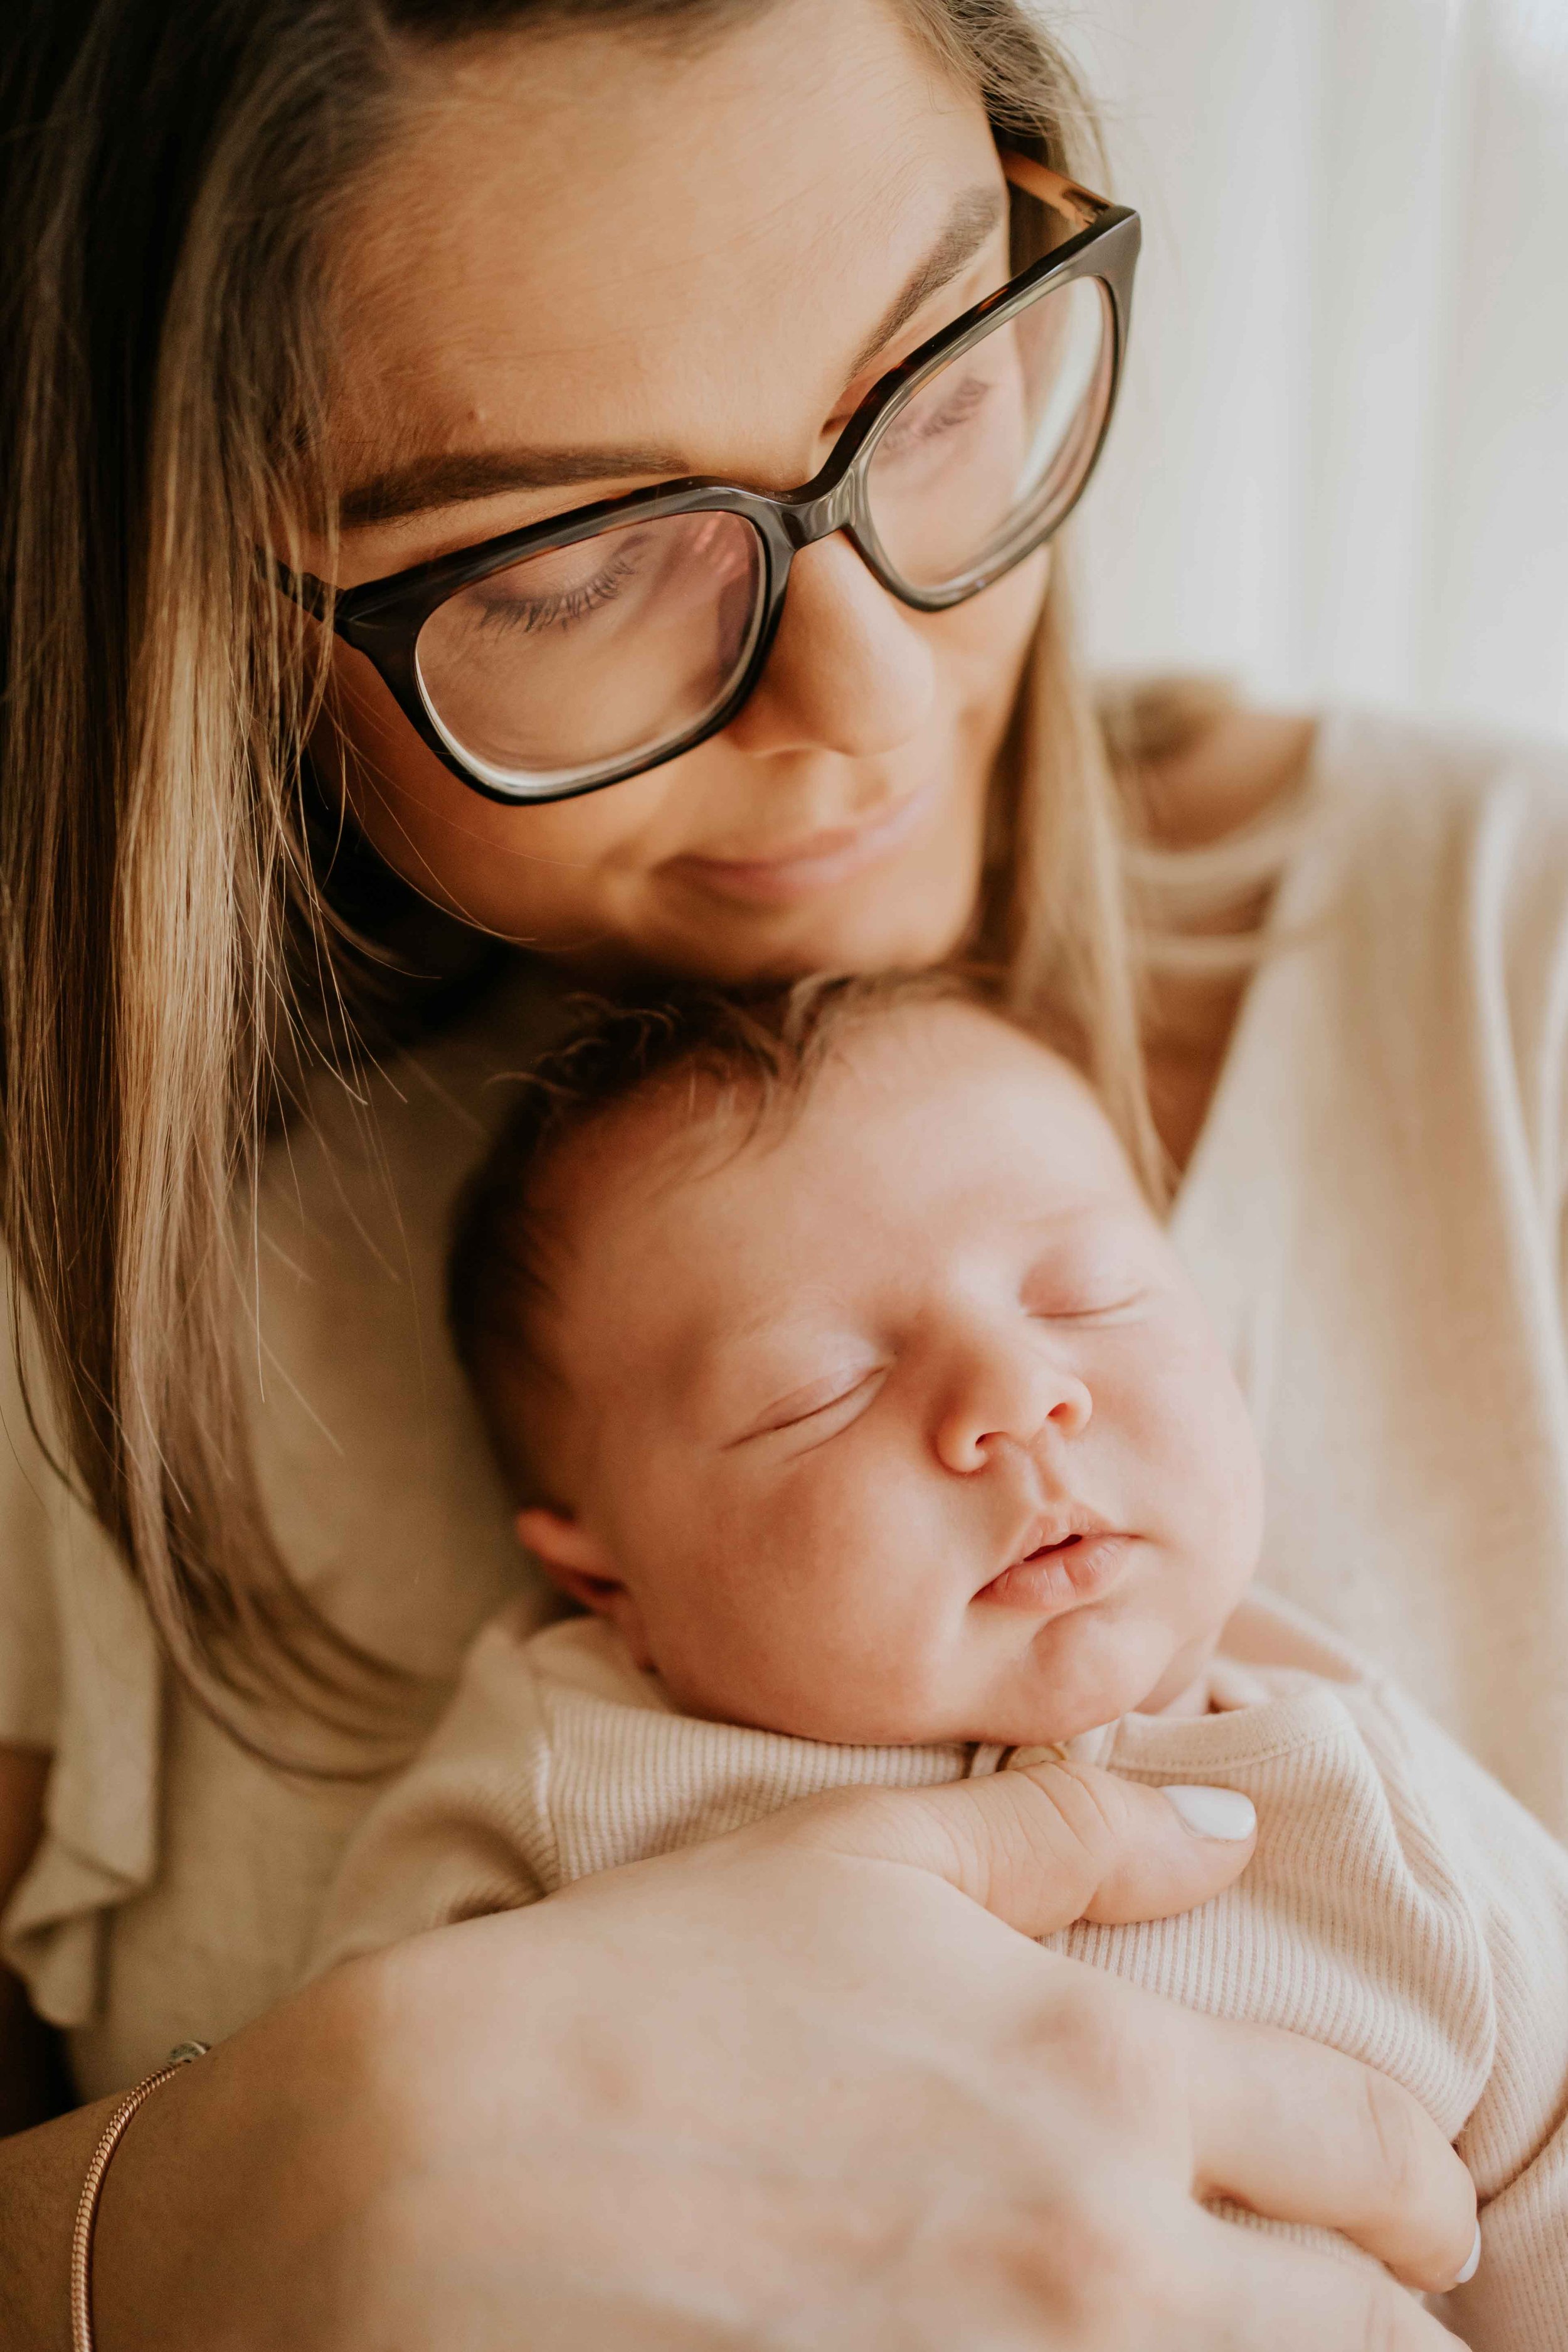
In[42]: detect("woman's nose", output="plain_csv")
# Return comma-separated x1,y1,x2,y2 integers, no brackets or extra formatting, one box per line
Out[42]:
721,532,935,759
933,1333,1093,1475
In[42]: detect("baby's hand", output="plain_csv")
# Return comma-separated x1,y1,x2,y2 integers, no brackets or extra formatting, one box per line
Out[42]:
726,1758,1257,1937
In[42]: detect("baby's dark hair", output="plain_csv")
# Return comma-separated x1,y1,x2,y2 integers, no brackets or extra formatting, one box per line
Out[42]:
447,968,991,1501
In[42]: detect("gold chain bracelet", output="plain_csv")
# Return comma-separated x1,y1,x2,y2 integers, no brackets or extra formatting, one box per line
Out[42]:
70,2042,210,2352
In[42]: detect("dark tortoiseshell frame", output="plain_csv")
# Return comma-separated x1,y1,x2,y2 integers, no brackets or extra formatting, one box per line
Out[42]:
287,154,1140,805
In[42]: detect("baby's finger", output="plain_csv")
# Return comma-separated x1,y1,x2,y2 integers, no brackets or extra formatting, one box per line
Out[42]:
760,1760,1256,1938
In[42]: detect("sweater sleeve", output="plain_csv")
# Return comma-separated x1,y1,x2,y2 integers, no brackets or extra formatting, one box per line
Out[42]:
1382,1687,1568,2349
306,1601,559,1979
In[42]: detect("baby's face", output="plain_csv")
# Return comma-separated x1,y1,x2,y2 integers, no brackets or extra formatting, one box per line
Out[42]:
522,1004,1264,1745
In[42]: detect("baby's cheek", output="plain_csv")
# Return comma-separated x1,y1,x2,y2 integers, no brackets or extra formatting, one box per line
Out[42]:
782,1478,971,1734
1197,1360,1266,1544
1111,1326,1256,1513
1156,1352,1264,1579
623,1485,758,1666
629,1479,852,1716
734,1468,957,1737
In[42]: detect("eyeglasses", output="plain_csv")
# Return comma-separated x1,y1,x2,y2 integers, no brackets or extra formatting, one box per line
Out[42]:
290,153,1139,807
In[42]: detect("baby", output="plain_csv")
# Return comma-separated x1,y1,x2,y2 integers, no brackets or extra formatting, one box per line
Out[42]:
314,976,1568,2343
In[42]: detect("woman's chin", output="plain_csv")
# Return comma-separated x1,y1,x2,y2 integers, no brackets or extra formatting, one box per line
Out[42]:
647,850,983,983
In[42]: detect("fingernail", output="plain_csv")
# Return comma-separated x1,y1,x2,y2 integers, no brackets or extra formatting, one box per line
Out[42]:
1159,1784,1256,1840
1454,2221,1481,2286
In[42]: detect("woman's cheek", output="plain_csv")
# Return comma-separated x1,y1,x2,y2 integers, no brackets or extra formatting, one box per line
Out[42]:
325,645,683,933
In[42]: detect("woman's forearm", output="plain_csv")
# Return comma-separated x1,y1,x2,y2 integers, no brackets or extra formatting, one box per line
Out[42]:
0,2097,114,2352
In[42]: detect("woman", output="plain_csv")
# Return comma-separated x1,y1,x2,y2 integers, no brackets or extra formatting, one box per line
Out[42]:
0,0,1551,2341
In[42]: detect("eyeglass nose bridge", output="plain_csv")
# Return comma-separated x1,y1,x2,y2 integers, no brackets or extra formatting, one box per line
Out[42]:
775,470,862,554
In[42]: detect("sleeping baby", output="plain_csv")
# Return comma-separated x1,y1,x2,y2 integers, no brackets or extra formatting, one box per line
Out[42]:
311,975,1568,2343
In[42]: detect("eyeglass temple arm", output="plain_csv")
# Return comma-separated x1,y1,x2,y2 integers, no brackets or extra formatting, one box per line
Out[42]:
997,149,1113,235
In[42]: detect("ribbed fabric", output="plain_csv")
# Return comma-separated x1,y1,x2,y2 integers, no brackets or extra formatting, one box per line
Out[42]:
313,1591,1568,2348
13,707,1568,2112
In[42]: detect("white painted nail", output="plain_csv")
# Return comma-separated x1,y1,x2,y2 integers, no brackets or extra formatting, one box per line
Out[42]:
1454,2222,1482,2286
1159,1785,1256,1841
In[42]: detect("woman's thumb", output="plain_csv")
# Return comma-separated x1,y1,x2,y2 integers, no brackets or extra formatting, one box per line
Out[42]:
771,1762,1256,1938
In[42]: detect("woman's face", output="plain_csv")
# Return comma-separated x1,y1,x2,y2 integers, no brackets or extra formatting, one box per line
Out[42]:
314,0,1047,982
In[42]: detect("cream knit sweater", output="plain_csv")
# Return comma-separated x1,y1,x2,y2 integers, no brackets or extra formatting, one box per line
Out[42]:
313,1587,1568,2348
17,712,1568,2107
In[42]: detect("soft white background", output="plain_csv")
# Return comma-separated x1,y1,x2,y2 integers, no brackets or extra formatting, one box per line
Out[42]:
1059,0,1568,741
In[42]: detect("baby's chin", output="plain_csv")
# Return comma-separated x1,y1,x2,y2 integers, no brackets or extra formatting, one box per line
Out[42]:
662,1643,1220,1754
651,1605,1228,1749
953,1624,1224,1748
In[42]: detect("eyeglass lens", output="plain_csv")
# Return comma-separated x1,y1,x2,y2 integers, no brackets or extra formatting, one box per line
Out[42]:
413,272,1113,799
864,274,1110,592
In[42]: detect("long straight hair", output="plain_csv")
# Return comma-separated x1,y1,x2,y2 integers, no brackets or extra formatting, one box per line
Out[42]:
0,0,1159,1742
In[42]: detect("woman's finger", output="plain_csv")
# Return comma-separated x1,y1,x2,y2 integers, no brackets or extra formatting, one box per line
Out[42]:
756,1757,1256,1937
1180,2006,1478,2293
1188,2207,1472,2351
757,1769,1478,2295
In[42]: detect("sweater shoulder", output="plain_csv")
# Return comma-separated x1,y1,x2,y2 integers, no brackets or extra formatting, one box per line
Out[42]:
1317,706,1568,834
1314,707,1568,948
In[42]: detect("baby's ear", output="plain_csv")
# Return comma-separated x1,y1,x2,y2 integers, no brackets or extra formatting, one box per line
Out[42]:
515,1507,623,1616
516,1508,654,1670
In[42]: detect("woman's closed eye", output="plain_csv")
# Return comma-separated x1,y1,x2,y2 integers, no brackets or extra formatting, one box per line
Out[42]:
875,369,992,469
463,536,651,639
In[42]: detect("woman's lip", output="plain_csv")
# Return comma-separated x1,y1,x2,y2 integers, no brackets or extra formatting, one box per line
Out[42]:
973,1533,1133,1618
662,780,941,908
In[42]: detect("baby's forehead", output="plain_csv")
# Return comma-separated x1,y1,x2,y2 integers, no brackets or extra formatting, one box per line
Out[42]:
597,1000,1115,1165
541,1005,1147,1370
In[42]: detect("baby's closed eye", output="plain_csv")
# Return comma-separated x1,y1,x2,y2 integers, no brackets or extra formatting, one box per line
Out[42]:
1023,1278,1150,1323
1019,1240,1159,1323
729,1362,888,1449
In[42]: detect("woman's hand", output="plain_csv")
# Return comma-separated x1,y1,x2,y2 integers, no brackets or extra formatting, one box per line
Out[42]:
6,1762,1475,2352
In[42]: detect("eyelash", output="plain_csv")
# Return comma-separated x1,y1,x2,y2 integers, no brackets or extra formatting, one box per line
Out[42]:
471,544,644,637
765,1367,883,1438
457,366,988,637
879,371,990,460
1027,1287,1147,1324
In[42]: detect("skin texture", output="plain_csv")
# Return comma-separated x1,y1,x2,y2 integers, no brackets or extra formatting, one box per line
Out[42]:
0,1,1451,2343
313,0,1046,980
6,1797,1476,2352
517,1003,1264,1743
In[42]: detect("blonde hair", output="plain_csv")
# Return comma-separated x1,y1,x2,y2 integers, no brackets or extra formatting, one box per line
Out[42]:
0,0,1168,1742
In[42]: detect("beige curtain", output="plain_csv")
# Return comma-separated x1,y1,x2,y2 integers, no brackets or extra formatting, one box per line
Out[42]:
1066,0,1568,743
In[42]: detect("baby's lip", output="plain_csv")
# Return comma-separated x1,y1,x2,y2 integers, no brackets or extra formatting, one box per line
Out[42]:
1004,1505,1117,1571
973,1508,1131,1614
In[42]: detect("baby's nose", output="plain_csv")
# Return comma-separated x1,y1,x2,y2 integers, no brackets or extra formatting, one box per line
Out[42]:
933,1337,1093,1473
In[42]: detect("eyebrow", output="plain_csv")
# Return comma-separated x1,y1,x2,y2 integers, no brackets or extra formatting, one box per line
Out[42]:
334,182,1008,529
842,184,1005,381
336,438,695,527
